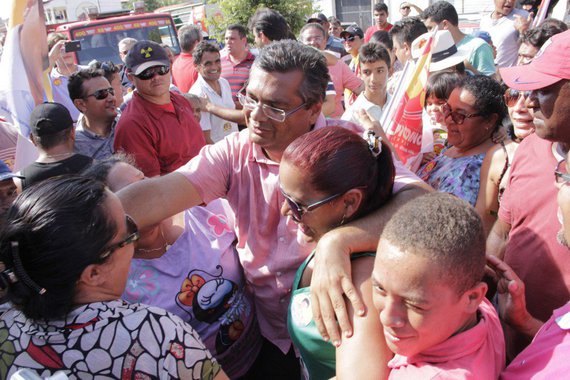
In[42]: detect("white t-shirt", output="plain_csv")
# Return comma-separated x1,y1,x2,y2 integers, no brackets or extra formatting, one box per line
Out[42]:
479,8,528,68
341,91,391,124
189,75,239,143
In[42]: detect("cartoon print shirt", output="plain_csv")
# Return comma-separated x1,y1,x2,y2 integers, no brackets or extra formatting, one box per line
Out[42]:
123,199,262,378
0,300,221,380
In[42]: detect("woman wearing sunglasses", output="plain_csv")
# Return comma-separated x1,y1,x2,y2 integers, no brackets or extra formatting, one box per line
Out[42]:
417,75,507,207
475,87,534,235
281,126,395,380
0,176,228,380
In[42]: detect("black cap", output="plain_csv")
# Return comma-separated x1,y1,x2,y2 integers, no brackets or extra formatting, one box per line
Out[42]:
307,13,328,24
125,40,170,75
29,102,73,136
340,25,364,40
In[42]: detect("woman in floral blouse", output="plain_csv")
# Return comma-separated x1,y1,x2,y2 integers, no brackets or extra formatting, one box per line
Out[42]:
0,176,228,380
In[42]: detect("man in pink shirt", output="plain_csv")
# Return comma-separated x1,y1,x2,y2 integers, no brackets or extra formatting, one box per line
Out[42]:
118,40,428,378
373,193,505,379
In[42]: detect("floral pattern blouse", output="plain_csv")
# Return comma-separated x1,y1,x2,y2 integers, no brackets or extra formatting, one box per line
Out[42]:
417,147,485,206
0,300,221,379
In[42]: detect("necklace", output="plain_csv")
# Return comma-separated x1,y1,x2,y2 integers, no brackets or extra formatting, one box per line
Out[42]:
136,225,171,255
44,152,74,160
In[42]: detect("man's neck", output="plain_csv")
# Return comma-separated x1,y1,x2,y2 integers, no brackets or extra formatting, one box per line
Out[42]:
37,144,75,163
204,77,222,96
138,91,171,105
448,27,466,44
83,115,114,137
56,63,77,77
230,50,248,63
364,88,387,107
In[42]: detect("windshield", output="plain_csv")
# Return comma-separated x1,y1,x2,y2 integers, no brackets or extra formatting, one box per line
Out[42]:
70,17,180,65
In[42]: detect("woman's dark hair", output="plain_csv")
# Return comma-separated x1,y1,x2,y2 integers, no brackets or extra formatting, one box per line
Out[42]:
425,71,462,104
282,126,395,220
459,75,507,130
0,176,116,320
82,153,137,187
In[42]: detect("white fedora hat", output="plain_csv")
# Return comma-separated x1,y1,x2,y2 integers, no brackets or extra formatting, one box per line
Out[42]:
412,30,468,72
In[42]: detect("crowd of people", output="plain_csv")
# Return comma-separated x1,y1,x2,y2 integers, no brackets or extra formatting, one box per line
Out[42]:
0,0,570,378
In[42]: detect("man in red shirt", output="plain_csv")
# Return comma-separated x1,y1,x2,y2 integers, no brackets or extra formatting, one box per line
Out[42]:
364,3,393,42
171,25,202,92
220,24,255,107
114,41,205,177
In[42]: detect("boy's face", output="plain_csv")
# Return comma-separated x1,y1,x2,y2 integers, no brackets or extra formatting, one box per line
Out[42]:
372,239,476,358
360,60,389,95
374,10,389,28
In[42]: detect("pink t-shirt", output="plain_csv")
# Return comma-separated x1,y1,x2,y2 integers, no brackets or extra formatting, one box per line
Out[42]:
388,299,505,379
328,60,363,118
498,133,570,360
176,114,420,353
501,302,570,379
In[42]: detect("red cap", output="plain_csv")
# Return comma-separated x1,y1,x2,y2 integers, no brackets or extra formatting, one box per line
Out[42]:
500,29,570,91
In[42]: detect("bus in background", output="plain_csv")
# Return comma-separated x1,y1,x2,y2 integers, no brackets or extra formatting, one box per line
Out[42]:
54,12,180,65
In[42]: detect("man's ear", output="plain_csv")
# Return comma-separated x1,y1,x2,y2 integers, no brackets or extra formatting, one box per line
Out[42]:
307,102,322,125
463,281,488,313
73,98,87,114
126,72,135,83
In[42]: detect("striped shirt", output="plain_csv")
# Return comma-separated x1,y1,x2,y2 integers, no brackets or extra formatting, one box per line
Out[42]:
221,51,256,105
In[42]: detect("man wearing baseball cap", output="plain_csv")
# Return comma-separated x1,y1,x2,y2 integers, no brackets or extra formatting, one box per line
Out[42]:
113,40,205,177
0,159,22,228
17,102,92,191
307,13,344,56
488,29,570,360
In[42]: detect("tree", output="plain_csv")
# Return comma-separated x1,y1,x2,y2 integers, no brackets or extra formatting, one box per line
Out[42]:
209,0,315,41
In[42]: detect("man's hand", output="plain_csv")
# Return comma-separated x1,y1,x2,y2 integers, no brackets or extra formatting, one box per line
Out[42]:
310,230,365,346
486,255,542,337
48,39,67,68
514,13,533,34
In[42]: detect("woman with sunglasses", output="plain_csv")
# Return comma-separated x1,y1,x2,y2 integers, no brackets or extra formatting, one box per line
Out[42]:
0,176,228,380
475,87,534,235
282,126,395,380
417,75,507,207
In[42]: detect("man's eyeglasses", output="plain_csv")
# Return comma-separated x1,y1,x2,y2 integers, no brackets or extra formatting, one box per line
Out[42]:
280,187,343,221
99,215,139,261
441,103,483,125
342,36,356,42
555,159,570,184
135,65,170,80
85,87,115,100
237,92,307,123
504,89,532,108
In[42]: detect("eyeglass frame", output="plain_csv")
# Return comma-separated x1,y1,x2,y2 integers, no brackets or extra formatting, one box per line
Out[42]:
280,186,344,221
237,92,307,123
441,103,483,125
98,215,140,261
504,89,532,108
85,87,115,100
555,159,570,184
134,65,170,80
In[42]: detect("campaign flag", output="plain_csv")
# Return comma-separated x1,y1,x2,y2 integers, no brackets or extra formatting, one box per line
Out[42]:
385,31,435,171
0,0,52,171
532,0,552,28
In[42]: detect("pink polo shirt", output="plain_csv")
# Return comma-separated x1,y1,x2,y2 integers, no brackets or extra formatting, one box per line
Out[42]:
177,114,420,353
501,302,570,379
388,299,505,379
328,60,363,118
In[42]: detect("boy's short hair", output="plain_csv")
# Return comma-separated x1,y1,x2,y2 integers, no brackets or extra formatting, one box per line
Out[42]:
374,2,389,13
390,17,428,46
421,1,459,27
359,42,391,70
381,192,486,294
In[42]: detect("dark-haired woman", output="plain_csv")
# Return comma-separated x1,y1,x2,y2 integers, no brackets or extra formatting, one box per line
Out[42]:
417,75,507,206
283,126,395,379
0,176,227,380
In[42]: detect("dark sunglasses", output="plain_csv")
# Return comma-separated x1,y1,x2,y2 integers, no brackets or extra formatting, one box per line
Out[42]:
555,159,570,184
280,187,343,221
504,89,532,107
342,36,356,42
135,65,170,80
99,215,139,261
441,103,483,125
85,87,115,100
401,6,411,9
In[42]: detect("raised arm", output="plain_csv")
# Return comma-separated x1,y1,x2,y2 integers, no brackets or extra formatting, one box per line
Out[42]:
201,97,246,124
475,144,505,236
117,172,203,229
310,182,431,345
487,217,511,260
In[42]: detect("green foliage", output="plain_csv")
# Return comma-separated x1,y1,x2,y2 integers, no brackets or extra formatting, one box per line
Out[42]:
124,0,182,12
208,0,315,42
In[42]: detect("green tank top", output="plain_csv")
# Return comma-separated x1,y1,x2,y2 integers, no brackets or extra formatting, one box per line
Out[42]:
287,251,376,380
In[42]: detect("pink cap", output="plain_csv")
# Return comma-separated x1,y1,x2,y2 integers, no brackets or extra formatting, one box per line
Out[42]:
500,29,570,91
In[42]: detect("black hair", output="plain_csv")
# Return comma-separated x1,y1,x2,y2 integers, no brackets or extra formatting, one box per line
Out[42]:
374,3,389,13
253,40,329,107
226,24,248,39
248,8,291,42
68,68,106,101
369,30,393,50
359,42,392,70
520,20,568,48
89,61,121,85
300,23,327,40
82,153,137,189
420,1,459,26
389,16,428,46
425,71,462,103
0,176,116,320
33,128,73,150
192,41,220,66
460,75,507,130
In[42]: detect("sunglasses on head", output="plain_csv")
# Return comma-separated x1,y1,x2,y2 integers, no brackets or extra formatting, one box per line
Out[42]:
85,87,115,100
504,89,532,107
135,65,170,80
